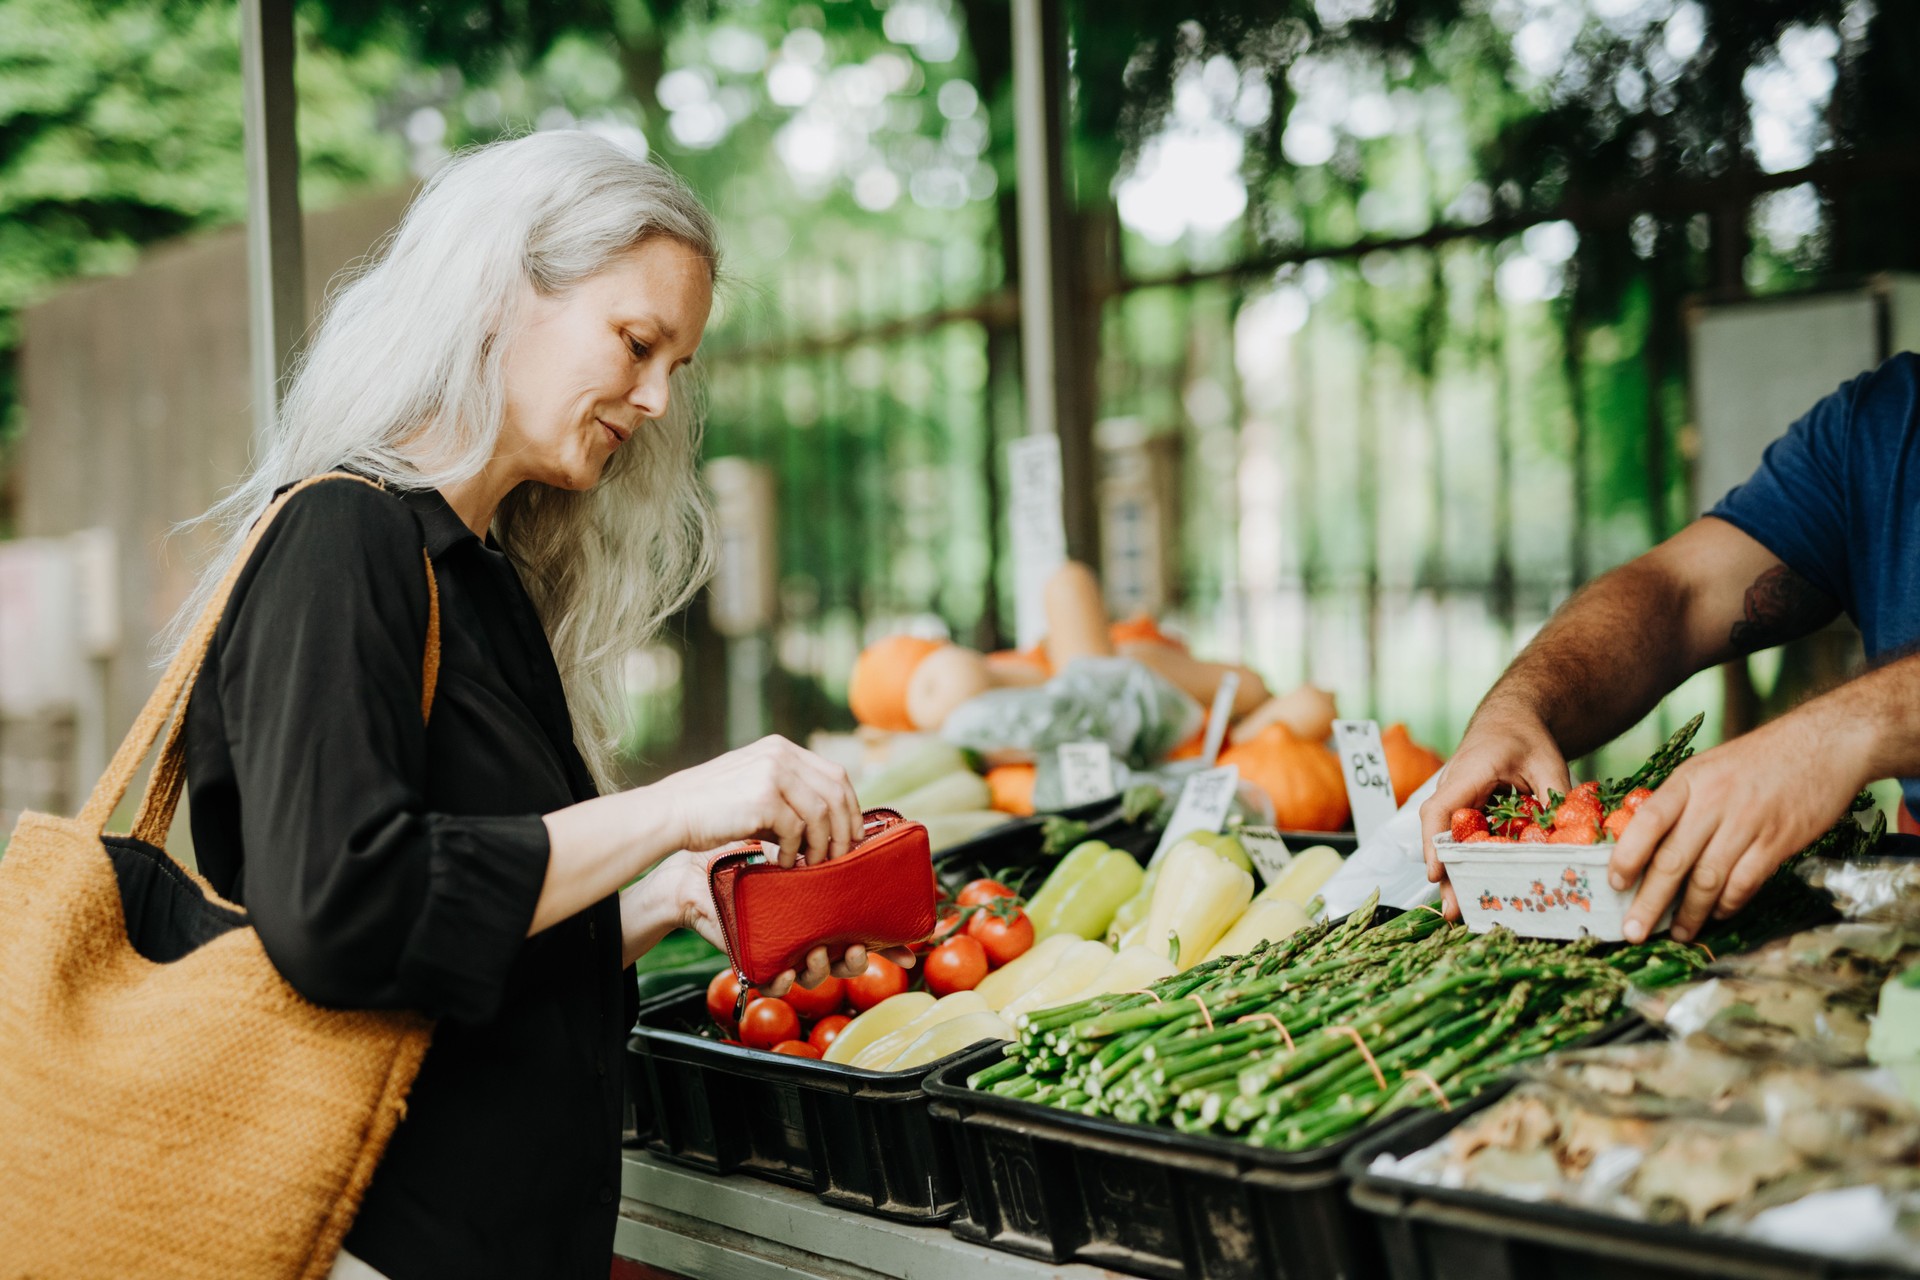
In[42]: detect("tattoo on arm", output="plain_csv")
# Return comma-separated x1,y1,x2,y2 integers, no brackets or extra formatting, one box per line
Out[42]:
1729,564,1840,654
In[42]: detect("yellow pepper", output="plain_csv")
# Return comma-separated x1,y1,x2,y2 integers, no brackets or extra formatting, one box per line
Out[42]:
1028,840,1145,940
1142,839,1255,969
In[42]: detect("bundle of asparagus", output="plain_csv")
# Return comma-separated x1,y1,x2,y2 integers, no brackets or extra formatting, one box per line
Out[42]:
967,875,1846,1151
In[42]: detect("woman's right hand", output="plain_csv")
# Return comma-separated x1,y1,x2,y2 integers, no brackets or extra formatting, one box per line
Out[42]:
656,734,864,867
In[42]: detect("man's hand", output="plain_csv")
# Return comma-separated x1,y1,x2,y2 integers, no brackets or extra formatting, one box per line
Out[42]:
1608,708,1866,943
1419,703,1572,919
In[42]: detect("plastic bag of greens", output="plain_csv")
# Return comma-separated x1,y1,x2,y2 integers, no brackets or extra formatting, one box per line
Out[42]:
940,657,1204,769
1027,756,1275,826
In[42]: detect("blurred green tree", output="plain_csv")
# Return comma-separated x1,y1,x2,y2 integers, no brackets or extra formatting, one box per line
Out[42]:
0,0,409,520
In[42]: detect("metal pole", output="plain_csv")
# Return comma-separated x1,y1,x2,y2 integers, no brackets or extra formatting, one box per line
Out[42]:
240,0,305,447
1010,0,1098,565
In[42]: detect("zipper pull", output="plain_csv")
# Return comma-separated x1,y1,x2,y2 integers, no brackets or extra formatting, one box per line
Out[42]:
732,969,752,1024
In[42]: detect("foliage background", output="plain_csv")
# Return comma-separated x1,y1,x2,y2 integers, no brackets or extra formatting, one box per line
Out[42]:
3,0,1914,777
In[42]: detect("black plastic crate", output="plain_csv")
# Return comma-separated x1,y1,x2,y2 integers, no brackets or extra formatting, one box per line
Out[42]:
1343,1091,1920,1280
626,986,977,1223
624,959,727,1146
925,1039,1395,1280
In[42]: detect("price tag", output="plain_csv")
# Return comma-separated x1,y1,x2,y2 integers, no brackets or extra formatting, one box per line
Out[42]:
1057,742,1117,806
1151,765,1240,865
1238,827,1293,887
1236,825,1297,886
1199,671,1240,767
1007,434,1067,650
1333,719,1398,843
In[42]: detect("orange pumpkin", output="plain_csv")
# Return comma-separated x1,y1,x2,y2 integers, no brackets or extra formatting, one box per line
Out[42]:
848,636,944,731
1108,616,1185,651
1220,724,1350,832
1382,723,1446,806
986,764,1037,816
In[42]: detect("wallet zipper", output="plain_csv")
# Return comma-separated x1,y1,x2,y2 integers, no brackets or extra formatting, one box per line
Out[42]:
710,811,909,1023
707,849,760,1023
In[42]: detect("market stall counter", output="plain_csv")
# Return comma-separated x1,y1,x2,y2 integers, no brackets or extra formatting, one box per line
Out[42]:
615,1147,1131,1279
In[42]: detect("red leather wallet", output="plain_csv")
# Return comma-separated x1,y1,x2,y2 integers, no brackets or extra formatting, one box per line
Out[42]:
708,808,939,996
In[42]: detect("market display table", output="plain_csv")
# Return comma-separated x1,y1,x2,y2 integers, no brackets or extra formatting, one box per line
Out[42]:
616,1149,1127,1279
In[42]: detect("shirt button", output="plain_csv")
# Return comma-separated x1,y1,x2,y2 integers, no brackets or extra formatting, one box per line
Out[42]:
596,1057,607,1077
587,921,597,941
597,1185,614,1205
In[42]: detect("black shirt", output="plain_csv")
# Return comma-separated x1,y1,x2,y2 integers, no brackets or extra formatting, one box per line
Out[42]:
184,477,627,1280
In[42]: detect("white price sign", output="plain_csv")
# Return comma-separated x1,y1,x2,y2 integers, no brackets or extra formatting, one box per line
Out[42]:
1237,827,1294,887
1007,434,1067,650
1057,742,1117,806
1151,765,1240,865
1333,719,1398,842
1199,671,1240,767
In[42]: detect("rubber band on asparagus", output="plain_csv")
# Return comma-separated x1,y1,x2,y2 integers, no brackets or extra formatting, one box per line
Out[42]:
1326,1024,1386,1090
1401,1069,1451,1110
1119,988,1164,1004
1234,1012,1294,1053
1187,994,1214,1032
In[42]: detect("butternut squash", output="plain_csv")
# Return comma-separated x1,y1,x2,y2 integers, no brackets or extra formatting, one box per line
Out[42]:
905,644,994,730
1042,562,1114,670
1117,641,1270,720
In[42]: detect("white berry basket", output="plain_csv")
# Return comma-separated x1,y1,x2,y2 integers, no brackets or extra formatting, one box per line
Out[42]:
1435,839,1676,942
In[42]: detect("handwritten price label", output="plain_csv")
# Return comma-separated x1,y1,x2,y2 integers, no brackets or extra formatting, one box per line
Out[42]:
1007,434,1067,650
1333,719,1398,843
1238,826,1294,887
1058,742,1117,806
1152,765,1240,865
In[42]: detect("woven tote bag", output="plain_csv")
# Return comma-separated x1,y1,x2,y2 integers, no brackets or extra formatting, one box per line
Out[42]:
0,473,438,1279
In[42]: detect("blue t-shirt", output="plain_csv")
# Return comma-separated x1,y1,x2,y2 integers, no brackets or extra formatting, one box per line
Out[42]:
1708,351,1920,809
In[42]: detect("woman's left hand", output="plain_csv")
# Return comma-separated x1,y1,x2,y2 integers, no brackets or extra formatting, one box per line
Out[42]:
622,847,916,995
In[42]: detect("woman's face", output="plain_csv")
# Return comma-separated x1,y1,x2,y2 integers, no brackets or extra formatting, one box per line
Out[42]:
496,236,713,491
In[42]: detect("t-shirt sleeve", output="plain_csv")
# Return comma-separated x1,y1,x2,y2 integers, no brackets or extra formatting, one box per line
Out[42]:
1705,373,1858,610
212,480,551,1024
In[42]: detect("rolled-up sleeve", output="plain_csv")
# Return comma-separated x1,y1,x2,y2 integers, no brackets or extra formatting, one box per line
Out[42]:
214,482,550,1024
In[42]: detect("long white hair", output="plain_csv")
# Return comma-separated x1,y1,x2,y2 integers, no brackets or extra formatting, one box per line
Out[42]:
171,131,719,791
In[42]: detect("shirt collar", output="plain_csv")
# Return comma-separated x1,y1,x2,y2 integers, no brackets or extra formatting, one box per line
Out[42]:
393,484,486,558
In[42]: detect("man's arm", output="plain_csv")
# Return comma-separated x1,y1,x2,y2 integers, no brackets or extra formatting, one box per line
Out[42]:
1418,517,1840,912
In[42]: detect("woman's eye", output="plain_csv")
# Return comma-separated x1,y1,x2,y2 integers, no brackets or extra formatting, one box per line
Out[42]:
625,335,651,361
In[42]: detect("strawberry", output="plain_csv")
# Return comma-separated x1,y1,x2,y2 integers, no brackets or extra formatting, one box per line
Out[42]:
1603,807,1633,840
1489,794,1546,839
1518,823,1549,844
1450,808,1491,841
1555,795,1603,830
1548,823,1599,845
1570,780,1602,801
1621,787,1654,813
1463,831,1493,843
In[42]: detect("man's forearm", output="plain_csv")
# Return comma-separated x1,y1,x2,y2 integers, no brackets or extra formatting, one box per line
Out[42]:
1475,561,1701,760
1797,649,1920,789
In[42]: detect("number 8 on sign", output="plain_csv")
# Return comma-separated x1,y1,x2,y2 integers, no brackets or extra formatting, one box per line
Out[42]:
1332,720,1398,843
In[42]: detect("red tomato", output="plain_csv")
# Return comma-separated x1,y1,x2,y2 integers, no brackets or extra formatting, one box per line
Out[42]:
809,1014,853,1053
782,974,845,1021
914,908,966,956
845,954,909,1011
966,908,1035,968
706,969,756,1029
924,935,990,996
956,879,1016,908
739,997,801,1050
772,1040,822,1058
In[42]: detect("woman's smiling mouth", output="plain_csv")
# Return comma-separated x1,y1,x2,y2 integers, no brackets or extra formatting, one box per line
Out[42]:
597,418,632,446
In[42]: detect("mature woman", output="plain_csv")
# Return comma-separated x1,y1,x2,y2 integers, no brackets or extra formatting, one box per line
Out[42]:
175,132,888,1279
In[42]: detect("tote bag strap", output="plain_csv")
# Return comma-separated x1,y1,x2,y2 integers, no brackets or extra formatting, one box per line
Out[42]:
77,473,442,847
